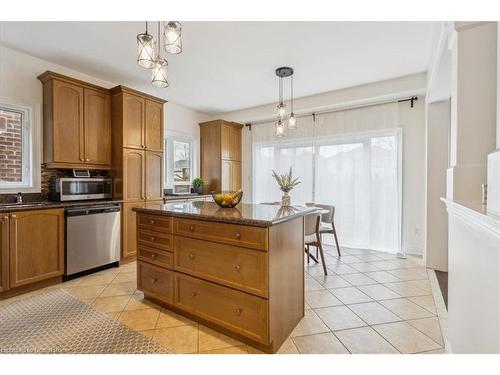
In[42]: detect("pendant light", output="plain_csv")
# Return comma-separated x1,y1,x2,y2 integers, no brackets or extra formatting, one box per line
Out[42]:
288,75,297,129
275,119,286,137
151,22,169,88
164,21,182,54
275,67,295,137
137,22,156,69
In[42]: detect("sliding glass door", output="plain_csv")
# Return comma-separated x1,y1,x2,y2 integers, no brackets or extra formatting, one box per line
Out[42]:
253,128,402,253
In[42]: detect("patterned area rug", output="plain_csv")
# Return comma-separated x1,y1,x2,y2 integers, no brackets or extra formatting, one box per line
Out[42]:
0,289,167,354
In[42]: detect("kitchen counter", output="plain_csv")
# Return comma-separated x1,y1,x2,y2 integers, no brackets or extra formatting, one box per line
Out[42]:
163,194,212,201
133,201,316,227
0,199,123,213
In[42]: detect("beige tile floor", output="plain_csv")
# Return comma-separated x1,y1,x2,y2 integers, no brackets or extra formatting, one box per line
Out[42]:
1,245,447,354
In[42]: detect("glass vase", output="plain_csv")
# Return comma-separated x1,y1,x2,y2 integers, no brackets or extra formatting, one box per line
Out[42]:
281,192,290,206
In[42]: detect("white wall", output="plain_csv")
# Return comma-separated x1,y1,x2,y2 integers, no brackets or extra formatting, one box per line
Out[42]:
211,75,427,255
0,45,208,192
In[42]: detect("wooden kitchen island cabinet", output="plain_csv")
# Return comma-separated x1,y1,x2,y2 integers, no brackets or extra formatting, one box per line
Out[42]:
134,201,314,353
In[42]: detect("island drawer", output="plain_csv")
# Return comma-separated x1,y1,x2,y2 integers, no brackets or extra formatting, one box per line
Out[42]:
173,218,268,251
174,236,268,297
138,261,174,305
175,273,268,343
138,245,173,269
138,229,173,251
137,213,172,234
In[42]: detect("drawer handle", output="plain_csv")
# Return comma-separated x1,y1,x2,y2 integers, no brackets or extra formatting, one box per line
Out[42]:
188,253,196,260
234,308,242,316
150,220,155,225
235,232,241,239
150,237,156,242
189,225,195,232
151,278,158,284
3,216,8,220
191,292,197,298
234,265,241,272
150,253,157,259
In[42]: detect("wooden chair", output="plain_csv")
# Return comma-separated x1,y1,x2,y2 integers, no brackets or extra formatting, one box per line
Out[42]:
306,203,341,257
304,212,328,275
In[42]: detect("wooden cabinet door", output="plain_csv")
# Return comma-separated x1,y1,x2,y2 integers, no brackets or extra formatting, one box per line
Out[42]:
221,159,232,192
231,126,242,162
122,202,145,258
123,93,145,149
9,209,64,288
221,124,231,160
145,151,164,201
0,214,9,292
145,100,163,152
123,149,145,202
52,79,84,164
84,88,111,167
232,161,241,191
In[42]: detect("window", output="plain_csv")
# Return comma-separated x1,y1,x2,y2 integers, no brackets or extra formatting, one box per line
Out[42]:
0,102,33,189
164,136,194,186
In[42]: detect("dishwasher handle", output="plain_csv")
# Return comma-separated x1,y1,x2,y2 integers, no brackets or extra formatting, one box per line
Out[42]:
66,205,121,217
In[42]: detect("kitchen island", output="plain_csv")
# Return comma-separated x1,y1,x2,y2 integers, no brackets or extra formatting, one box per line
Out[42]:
133,201,315,353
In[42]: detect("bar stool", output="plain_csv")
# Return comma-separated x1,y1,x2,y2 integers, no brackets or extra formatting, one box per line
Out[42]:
304,212,328,276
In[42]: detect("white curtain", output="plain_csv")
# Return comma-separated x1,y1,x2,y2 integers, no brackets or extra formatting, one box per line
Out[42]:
252,103,402,253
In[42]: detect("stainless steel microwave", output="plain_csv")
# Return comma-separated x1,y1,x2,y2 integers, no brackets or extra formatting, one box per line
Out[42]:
51,177,112,201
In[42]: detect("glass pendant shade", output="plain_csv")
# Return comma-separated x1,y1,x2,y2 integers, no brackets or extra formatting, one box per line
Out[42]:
277,102,287,119
137,33,156,69
288,113,297,129
275,120,286,137
151,58,169,88
164,21,182,54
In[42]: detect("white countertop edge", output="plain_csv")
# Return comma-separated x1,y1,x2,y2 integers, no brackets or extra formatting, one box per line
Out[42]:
441,198,500,240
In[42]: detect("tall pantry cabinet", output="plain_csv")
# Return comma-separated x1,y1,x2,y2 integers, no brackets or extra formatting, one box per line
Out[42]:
199,120,243,194
110,86,166,260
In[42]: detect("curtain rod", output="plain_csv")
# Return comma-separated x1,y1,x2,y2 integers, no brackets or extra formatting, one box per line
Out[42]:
244,96,418,130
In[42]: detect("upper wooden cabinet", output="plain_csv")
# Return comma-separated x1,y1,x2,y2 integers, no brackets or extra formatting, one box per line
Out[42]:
200,120,243,193
38,71,111,169
8,209,64,289
111,86,164,152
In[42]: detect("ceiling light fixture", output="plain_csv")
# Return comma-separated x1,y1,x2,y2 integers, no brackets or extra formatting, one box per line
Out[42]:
275,67,296,136
136,20,183,88
151,22,169,88
137,22,155,69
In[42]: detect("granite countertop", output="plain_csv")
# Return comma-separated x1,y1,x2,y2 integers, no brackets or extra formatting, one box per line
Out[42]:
0,199,123,213
133,201,316,227
163,194,212,201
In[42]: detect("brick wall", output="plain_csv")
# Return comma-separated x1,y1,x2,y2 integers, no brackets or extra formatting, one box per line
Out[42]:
0,109,23,182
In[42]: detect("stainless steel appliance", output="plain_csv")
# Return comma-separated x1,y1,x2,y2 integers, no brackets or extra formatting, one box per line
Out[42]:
65,203,121,278
51,177,112,201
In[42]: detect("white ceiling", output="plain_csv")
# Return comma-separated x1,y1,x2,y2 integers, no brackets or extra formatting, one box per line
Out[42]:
0,21,441,114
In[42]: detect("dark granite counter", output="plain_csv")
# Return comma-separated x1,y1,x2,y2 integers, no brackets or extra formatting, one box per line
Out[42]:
163,194,212,201
0,199,123,213
133,201,316,227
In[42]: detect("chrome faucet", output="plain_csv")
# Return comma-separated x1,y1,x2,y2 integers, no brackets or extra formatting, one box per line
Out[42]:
16,192,23,204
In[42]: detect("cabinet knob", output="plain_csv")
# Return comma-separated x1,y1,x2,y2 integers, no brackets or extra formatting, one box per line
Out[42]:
149,220,155,225
146,196,150,200
144,145,148,149
234,308,242,316
11,214,17,219
3,215,8,220
151,253,157,259
191,292,197,298
85,158,90,162
189,225,194,232
150,237,156,242
80,158,84,162
142,145,145,149
151,278,158,284
235,232,241,239
142,196,146,200
234,265,241,272
188,253,196,260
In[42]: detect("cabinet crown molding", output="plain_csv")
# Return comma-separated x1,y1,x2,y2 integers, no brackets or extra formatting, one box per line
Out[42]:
37,71,110,93
110,85,167,104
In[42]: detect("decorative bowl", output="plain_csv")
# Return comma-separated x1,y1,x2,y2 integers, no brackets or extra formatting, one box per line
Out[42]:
211,190,243,208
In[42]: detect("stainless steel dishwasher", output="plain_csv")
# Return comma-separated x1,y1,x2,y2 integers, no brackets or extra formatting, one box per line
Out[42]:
65,203,121,279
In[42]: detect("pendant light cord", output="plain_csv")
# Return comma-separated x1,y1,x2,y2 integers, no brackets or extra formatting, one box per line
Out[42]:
157,21,160,57
291,75,294,113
